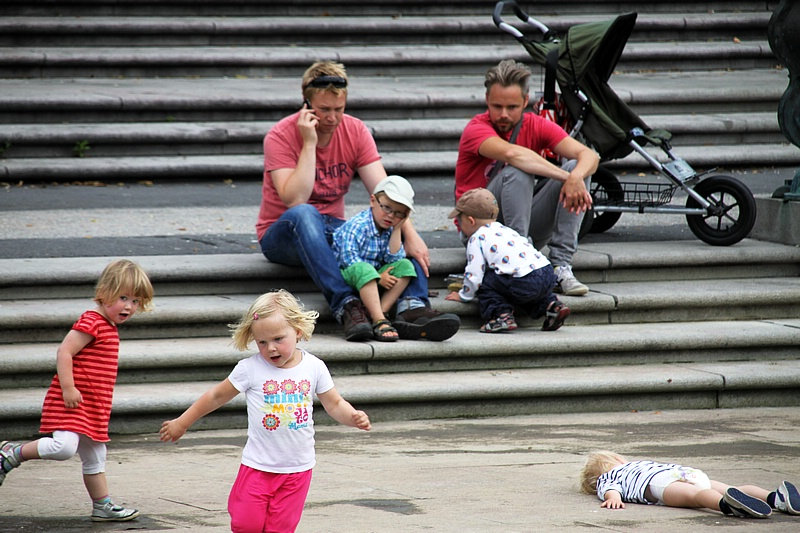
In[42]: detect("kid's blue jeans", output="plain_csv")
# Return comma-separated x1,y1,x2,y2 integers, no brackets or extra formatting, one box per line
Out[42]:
477,265,558,322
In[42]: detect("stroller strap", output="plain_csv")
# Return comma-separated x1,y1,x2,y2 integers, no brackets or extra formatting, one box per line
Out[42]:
543,47,559,111
487,115,549,196
638,128,673,148
488,115,524,181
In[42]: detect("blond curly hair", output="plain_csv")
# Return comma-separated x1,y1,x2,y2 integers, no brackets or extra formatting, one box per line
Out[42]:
579,450,627,494
229,290,318,351
94,259,154,312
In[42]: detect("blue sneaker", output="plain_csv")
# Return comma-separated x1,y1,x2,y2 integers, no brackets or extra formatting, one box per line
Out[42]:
722,487,772,518
775,481,800,515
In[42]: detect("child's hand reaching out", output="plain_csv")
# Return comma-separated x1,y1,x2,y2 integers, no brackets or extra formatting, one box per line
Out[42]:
159,419,187,443
601,490,625,509
445,291,463,302
352,410,372,431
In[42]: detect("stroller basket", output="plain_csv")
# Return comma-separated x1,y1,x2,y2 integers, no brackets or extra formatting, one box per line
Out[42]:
603,182,676,208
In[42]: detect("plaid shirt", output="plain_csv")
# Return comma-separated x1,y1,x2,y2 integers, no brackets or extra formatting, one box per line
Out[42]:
332,208,405,269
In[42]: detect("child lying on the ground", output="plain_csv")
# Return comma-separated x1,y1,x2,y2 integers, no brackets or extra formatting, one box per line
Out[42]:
579,450,800,519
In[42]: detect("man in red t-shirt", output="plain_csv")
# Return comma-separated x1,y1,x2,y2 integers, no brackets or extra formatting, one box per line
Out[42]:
258,61,459,342
455,59,599,296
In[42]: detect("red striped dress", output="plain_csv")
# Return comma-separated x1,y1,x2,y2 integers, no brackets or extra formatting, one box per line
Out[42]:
39,310,120,442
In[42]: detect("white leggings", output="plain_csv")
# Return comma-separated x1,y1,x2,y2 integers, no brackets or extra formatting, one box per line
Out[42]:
37,430,107,475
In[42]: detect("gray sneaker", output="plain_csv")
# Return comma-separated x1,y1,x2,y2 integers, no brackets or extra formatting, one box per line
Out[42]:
0,441,22,487
91,501,140,522
554,265,589,296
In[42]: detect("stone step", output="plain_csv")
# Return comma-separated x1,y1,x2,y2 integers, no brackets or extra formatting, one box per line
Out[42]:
6,275,799,344
3,319,800,388
2,358,798,438
4,142,799,183
0,0,776,17
0,12,772,47
0,70,786,124
4,241,799,300
2,240,800,342
2,68,795,180
0,112,786,159
0,40,777,79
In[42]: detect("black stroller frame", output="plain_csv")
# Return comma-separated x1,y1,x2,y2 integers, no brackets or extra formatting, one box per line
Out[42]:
493,1,757,246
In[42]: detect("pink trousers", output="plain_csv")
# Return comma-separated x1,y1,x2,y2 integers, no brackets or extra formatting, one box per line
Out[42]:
228,464,313,533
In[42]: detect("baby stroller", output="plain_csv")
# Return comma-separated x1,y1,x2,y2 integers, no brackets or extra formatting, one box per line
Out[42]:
492,1,757,246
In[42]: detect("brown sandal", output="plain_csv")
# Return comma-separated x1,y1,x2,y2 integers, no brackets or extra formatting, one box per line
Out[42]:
372,319,399,342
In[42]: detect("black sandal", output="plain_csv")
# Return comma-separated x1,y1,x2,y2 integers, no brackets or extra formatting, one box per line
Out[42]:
372,319,399,342
480,317,508,333
542,301,570,331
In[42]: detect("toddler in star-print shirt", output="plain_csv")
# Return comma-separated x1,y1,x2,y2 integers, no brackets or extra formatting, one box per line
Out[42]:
446,188,570,333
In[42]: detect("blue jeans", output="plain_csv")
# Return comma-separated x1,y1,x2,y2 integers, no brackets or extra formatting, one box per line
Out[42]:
259,204,429,320
477,266,558,322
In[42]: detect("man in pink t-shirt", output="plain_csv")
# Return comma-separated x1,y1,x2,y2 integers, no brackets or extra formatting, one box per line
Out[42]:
455,59,599,296
258,61,459,342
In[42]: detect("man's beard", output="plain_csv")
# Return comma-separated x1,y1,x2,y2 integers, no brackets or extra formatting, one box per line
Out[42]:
495,121,514,133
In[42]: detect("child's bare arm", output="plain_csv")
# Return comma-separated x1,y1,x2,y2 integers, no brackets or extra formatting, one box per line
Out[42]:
601,490,625,509
160,379,239,442
318,387,371,431
399,218,430,277
56,329,94,408
388,221,404,254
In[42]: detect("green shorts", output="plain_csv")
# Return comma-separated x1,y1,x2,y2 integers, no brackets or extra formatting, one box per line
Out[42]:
340,259,417,291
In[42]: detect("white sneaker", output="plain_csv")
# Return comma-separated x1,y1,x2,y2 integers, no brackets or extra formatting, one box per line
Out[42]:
91,501,140,522
554,265,589,296
775,481,800,515
0,441,22,487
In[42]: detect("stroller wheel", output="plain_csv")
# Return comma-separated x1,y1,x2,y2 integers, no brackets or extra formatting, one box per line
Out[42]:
579,166,623,239
685,175,756,246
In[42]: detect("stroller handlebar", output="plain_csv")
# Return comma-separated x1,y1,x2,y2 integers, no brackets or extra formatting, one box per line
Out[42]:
492,0,550,40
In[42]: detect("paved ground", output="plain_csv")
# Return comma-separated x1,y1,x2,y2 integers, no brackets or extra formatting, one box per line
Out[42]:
1,407,799,532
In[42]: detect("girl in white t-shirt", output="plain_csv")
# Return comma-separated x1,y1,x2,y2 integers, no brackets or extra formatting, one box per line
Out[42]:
159,290,371,533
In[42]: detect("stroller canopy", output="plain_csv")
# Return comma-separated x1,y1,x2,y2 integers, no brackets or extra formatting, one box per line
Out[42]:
520,12,656,161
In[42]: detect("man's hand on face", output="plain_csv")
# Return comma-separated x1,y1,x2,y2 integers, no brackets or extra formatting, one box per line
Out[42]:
298,103,319,145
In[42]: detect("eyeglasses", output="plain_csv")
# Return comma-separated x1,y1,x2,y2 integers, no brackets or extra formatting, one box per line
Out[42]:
377,202,409,219
304,75,348,89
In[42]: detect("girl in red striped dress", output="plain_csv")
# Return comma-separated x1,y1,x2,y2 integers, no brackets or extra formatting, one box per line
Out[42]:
0,259,153,522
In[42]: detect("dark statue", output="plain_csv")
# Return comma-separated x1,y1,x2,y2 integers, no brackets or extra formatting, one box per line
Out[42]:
768,0,800,200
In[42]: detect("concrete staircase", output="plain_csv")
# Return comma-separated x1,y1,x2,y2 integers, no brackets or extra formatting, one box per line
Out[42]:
1,0,800,440
0,0,797,184
2,239,800,439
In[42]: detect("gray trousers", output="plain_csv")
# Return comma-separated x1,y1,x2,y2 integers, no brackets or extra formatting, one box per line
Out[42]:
486,162,589,267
